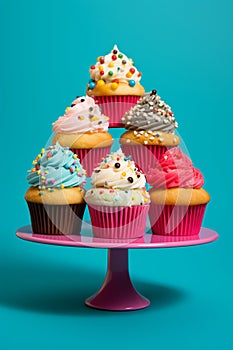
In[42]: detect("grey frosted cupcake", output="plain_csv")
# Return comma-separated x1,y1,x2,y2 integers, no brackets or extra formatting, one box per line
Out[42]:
120,90,180,172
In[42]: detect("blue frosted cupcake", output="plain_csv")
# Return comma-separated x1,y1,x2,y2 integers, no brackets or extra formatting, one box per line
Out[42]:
25,143,86,235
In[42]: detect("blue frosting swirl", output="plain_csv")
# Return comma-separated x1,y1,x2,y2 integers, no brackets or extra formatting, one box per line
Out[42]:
27,143,86,189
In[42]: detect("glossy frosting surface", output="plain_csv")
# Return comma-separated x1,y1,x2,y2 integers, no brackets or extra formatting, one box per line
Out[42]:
27,143,86,191
53,96,109,133
89,45,142,85
147,148,204,189
122,90,178,133
85,150,150,206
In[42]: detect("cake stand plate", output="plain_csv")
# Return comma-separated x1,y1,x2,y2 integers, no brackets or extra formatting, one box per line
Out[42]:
16,224,218,311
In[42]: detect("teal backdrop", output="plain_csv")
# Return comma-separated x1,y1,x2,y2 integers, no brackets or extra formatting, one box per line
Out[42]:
0,0,232,349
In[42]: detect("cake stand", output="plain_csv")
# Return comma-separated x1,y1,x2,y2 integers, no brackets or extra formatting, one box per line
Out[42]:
16,223,218,311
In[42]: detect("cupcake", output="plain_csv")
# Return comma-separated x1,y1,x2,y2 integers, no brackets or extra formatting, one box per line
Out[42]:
86,45,145,127
147,148,210,236
25,143,86,235
52,95,113,176
120,90,180,173
85,150,150,239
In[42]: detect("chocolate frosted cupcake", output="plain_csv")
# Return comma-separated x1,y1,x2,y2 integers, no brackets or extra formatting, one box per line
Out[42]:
85,150,150,239
25,143,86,235
120,90,180,172
86,45,145,127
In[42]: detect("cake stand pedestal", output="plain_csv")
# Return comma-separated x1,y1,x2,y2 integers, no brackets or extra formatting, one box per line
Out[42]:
16,224,218,311
85,248,150,310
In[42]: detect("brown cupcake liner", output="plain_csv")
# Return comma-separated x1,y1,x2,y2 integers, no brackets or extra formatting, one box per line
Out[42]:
27,201,86,235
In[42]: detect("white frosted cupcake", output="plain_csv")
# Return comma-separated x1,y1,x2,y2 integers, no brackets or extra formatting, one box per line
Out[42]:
85,150,150,239
86,45,145,127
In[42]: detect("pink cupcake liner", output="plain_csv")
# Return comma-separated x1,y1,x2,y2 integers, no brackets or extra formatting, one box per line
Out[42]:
27,202,86,235
94,96,141,128
88,205,149,239
71,146,112,177
149,203,207,236
121,143,173,173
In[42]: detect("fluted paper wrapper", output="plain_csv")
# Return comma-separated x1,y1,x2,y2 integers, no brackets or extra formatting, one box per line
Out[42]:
88,205,149,239
149,203,207,236
121,143,173,173
94,95,140,128
27,202,86,235
71,146,112,177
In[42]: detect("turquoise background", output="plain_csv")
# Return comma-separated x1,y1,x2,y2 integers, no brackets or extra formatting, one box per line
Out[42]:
0,0,232,349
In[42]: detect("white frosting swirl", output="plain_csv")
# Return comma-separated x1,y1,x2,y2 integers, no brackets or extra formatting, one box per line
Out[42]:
53,96,109,133
90,45,142,84
91,150,146,190
85,188,149,207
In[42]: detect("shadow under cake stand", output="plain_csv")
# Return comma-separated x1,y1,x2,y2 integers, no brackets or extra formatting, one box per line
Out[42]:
16,223,218,311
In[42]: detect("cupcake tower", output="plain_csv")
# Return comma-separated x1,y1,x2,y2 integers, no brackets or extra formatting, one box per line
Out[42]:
25,45,210,237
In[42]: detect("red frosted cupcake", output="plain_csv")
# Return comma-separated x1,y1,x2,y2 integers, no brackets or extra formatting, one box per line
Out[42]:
85,150,150,239
120,90,180,173
147,148,210,236
86,45,145,127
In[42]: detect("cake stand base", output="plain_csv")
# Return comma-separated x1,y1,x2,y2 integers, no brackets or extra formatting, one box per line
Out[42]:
85,248,150,311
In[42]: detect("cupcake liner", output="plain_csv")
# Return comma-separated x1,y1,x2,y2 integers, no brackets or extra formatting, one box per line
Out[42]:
149,203,207,236
88,205,149,239
121,143,173,173
94,95,141,128
27,201,86,235
71,146,112,177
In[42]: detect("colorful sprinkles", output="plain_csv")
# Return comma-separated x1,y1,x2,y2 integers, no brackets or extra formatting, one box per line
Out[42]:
122,90,178,134
87,45,142,90
28,145,86,195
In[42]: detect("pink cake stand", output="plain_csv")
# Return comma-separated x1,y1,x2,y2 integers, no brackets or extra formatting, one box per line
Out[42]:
16,223,218,311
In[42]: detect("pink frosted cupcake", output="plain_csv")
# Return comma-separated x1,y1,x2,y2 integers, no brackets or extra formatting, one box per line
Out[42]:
120,90,180,173
86,45,145,127
147,148,210,236
85,150,150,239
52,96,113,176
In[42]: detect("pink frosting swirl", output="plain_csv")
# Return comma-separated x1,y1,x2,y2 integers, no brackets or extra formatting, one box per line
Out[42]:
147,148,204,189
53,96,109,133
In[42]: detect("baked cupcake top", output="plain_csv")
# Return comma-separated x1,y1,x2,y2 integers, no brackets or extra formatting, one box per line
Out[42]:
86,45,145,96
122,90,178,134
27,143,86,194
85,150,150,206
52,96,109,134
147,148,204,189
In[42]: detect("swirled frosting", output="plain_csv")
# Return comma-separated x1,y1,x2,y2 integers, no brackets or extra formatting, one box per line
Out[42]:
122,90,178,133
27,143,86,193
147,148,204,189
85,150,150,206
87,45,142,87
52,96,109,134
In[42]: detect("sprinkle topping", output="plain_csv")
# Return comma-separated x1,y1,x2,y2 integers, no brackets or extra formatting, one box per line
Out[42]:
88,45,142,89
122,90,178,134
